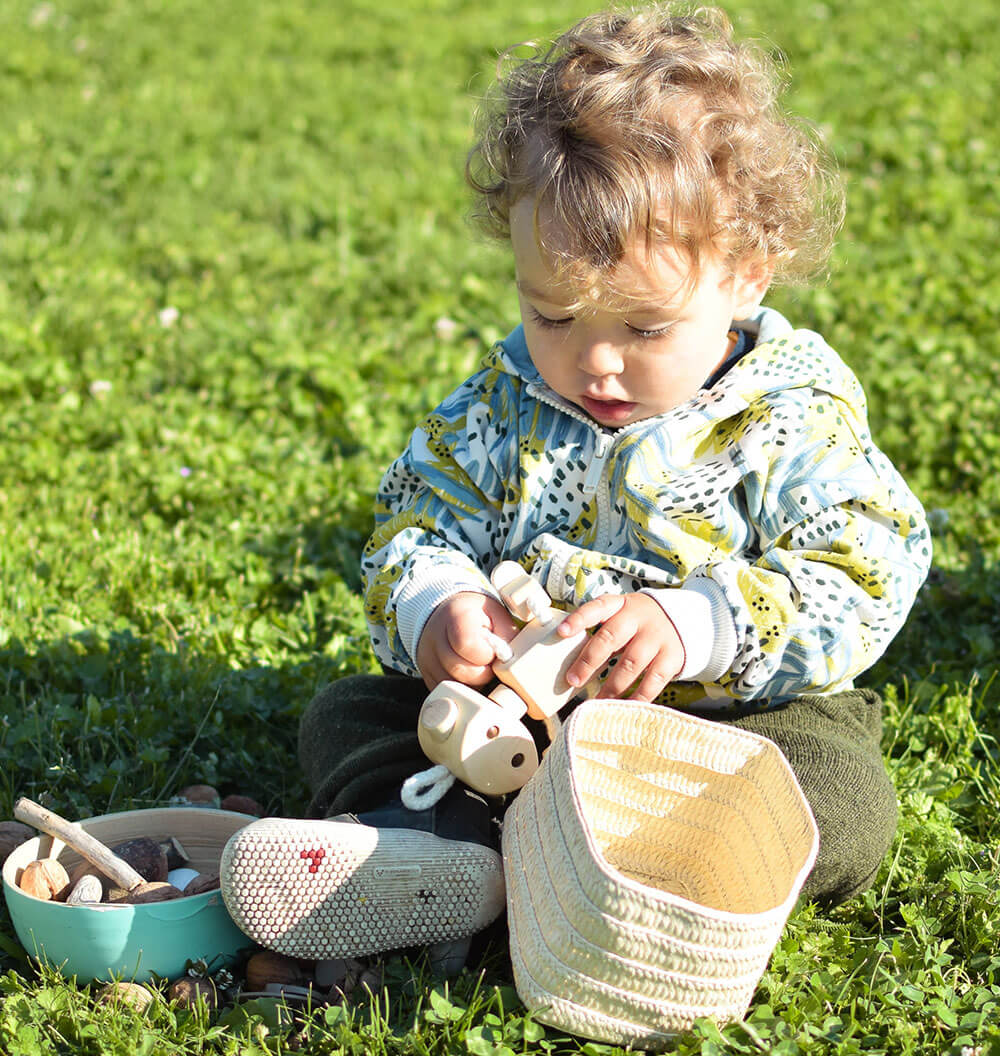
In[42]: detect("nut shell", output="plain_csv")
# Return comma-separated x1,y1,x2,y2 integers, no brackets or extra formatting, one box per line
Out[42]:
98,981,156,1012
19,859,72,901
168,978,218,1009
245,951,309,991
182,871,220,896
66,874,104,905
110,881,184,904
110,837,169,883
0,821,34,866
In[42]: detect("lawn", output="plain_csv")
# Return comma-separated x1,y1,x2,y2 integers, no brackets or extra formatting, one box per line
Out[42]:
1,0,998,1052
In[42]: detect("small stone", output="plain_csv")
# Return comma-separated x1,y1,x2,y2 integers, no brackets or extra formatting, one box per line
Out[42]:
176,784,221,808
158,836,190,870
314,958,350,988
220,794,263,816
166,867,199,891
0,821,34,866
98,981,156,1012
110,837,168,883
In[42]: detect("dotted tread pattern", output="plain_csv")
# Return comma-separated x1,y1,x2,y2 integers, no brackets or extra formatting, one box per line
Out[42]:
220,818,505,959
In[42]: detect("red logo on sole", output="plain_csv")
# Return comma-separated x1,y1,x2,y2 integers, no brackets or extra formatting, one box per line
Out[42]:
300,847,326,873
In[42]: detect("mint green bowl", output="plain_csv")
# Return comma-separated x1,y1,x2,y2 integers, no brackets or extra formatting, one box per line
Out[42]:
2,807,255,983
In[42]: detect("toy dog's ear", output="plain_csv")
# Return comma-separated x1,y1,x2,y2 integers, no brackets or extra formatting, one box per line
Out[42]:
490,562,552,622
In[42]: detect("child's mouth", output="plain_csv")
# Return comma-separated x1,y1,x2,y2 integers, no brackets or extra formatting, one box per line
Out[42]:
580,395,638,424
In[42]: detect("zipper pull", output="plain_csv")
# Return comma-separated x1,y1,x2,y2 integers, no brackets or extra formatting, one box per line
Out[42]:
581,433,612,494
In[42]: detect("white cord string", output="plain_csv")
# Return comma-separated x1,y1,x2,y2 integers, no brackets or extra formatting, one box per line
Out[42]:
401,764,455,810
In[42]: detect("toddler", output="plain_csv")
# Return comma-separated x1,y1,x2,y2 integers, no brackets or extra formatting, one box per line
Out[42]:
222,3,931,976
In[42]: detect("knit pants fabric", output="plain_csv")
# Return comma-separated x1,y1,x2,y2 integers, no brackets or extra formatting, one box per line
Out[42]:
298,674,898,906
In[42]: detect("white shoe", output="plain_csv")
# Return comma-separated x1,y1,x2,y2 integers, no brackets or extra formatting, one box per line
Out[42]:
220,817,505,960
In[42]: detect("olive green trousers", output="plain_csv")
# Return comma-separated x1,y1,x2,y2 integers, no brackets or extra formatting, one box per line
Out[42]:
298,674,898,906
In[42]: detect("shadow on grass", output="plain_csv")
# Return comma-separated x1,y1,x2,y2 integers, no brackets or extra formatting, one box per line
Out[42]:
0,628,358,824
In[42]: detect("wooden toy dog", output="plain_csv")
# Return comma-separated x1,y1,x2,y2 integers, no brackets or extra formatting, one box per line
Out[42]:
415,563,590,796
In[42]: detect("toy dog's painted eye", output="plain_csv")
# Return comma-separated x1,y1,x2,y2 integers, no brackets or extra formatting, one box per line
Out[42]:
511,753,526,768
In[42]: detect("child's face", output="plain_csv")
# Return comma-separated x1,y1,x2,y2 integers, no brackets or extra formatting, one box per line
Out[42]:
510,198,771,428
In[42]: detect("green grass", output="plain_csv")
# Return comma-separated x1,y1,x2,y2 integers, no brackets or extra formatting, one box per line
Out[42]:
1,0,999,1052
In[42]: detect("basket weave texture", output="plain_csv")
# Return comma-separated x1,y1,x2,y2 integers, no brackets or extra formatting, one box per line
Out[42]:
502,700,818,1049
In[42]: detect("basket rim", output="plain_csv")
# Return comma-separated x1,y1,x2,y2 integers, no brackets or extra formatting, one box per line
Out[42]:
542,699,820,924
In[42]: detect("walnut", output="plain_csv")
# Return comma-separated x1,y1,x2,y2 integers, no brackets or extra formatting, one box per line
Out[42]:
18,859,71,901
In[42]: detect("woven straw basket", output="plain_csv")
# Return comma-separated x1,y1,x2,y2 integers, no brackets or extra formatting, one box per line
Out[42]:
502,699,818,1049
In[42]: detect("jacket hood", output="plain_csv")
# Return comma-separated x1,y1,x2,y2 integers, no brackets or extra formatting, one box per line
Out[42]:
486,305,868,425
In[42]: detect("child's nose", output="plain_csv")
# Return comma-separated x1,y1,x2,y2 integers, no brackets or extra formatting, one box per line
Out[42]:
577,336,624,377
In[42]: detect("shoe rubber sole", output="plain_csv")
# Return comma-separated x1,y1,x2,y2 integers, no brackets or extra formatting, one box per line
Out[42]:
220,818,505,959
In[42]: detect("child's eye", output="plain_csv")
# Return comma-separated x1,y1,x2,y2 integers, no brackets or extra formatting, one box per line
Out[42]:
529,307,574,329
626,322,674,340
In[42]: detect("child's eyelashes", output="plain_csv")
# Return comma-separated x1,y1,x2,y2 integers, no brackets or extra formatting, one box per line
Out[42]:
527,307,674,340
626,323,674,340
528,307,574,330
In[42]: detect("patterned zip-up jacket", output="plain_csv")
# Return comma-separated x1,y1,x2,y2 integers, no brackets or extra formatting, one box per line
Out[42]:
361,307,931,711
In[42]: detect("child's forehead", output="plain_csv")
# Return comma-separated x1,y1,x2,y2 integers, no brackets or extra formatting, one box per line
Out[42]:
510,196,702,312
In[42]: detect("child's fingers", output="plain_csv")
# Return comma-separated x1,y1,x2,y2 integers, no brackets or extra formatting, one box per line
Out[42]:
557,595,626,638
564,602,632,687
482,595,518,643
628,651,682,702
597,638,661,699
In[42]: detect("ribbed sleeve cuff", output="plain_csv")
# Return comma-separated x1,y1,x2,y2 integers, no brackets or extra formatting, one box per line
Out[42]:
641,579,738,683
395,567,496,666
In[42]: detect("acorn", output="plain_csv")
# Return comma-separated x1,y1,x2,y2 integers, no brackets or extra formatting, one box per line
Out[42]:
109,881,184,904
220,794,263,816
18,858,71,901
245,951,310,992
176,784,221,808
0,821,34,866
98,981,155,1012
168,978,218,1010
109,837,168,883
182,871,220,896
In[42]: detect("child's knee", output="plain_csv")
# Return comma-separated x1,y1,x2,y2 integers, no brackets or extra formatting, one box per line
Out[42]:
725,691,897,905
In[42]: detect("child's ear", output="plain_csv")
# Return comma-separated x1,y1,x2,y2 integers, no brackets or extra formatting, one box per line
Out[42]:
731,257,775,318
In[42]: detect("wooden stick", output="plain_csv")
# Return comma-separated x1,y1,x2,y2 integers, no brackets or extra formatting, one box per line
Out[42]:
13,798,145,893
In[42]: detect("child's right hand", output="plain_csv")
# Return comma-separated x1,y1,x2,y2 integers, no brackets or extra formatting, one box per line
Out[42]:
416,592,518,691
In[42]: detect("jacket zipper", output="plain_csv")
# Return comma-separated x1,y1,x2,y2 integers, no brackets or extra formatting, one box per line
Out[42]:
525,384,631,550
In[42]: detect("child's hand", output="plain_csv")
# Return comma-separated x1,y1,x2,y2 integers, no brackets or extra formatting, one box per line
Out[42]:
558,593,683,701
416,592,518,691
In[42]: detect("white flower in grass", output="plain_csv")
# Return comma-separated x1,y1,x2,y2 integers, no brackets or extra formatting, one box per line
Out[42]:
158,306,180,328
434,316,459,340
29,3,55,27
89,379,112,398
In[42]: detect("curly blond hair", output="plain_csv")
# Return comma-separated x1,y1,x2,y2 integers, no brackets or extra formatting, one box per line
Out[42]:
466,4,844,287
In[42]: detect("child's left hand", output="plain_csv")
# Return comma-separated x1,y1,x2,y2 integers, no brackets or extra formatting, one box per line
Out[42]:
557,593,684,701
